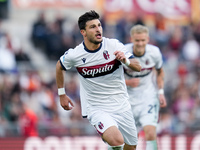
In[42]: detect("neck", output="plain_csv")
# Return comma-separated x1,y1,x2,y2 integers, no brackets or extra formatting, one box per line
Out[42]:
84,40,101,51
133,48,145,57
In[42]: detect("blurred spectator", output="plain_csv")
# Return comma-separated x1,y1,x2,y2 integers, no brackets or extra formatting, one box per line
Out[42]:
115,18,127,44
39,84,56,121
19,71,41,93
44,21,64,60
0,0,9,20
157,110,175,135
169,26,183,55
190,97,200,131
31,10,47,50
172,88,195,133
54,12,65,35
18,102,38,137
0,33,17,72
71,24,83,47
152,13,170,49
115,12,144,44
30,11,71,60
0,20,5,37
68,101,83,136
15,49,30,62
3,92,21,122
192,22,200,44
177,63,188,82
65,76,80,102
182,37,200,62
62,34,74,52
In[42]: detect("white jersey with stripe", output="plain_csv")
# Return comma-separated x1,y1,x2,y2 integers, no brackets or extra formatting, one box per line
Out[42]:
60,37,133,117
124,43,163,105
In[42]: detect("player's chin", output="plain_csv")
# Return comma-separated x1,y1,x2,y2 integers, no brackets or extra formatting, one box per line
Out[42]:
94,38,103,44
138,47,145,51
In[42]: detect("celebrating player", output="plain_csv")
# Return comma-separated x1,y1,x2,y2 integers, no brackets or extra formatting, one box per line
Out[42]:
56,10,141,150
124,24,167,150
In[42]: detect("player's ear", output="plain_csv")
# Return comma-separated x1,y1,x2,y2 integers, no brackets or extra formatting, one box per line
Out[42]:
130,35,134,43
146,36,150,43
129,36,132,43
80,29,86,37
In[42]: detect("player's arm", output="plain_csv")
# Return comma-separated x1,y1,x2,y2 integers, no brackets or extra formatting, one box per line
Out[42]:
156,68,167,107
156,68,164,90
56,60,74,110
114,51,141,72
128,58,141,72
125,78,140,88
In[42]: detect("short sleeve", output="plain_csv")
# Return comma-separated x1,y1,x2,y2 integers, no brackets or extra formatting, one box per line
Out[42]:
155,47,163,69
59,49,74,70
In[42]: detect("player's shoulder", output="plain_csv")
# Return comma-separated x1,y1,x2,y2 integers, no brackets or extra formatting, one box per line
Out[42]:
146,44,161,53
124,43,133,53
63,42,84,59
125,43,133,48
102,37,125,51
103,37,123,45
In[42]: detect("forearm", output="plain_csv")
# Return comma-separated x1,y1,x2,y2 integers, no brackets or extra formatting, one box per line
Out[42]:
113,51,141,72
125,79,131,86
127,58,141,72
157,68,167,107
56,60,65,88
56,61,74,110
157,68,164,89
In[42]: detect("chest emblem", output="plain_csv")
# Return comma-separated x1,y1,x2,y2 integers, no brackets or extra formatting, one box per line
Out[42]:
82,58,86,63
103,50,110,60
145,59,149,65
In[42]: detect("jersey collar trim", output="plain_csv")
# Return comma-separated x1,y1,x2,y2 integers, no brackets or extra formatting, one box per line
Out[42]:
83,42,102,53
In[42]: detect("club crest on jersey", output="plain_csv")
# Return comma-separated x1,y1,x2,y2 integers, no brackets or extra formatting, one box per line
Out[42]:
82,58,86,63
103,50,110,60
98,122,104,130
145,59,149,65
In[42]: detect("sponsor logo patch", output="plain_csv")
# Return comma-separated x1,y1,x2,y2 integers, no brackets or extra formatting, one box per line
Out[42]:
76,59,121,78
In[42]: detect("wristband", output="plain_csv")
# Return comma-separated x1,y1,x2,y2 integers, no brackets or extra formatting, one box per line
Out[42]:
158,89,164,95
58,88,66,96
125,58,130,66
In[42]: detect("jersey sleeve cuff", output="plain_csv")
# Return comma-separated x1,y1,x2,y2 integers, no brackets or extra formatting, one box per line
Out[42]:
60,60,67,71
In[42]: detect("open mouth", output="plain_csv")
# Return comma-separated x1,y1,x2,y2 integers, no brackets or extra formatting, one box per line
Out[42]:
96,33,102,39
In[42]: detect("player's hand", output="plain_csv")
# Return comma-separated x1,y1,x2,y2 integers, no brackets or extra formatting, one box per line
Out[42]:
114,51,126,64
126,78,140,87
59,95,74,110
158,94,167,108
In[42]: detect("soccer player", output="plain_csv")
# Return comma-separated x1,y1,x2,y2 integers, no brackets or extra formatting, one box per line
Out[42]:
124,24,167,150
56,10,142,150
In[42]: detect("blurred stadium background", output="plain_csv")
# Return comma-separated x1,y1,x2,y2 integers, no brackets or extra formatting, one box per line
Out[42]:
0,0,200,149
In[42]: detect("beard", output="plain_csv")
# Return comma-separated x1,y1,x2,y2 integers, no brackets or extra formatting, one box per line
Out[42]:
87,34,103,45
89,38,102,45
93,40,102,45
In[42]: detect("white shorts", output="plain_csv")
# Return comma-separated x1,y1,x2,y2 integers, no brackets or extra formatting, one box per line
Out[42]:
87,109,138,146
131,94,160,130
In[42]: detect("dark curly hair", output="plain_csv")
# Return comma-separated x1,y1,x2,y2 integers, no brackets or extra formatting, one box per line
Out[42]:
78,10,100,30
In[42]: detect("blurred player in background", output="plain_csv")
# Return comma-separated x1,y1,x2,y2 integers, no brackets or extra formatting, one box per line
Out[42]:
124,25,167,150
56,10,141,150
